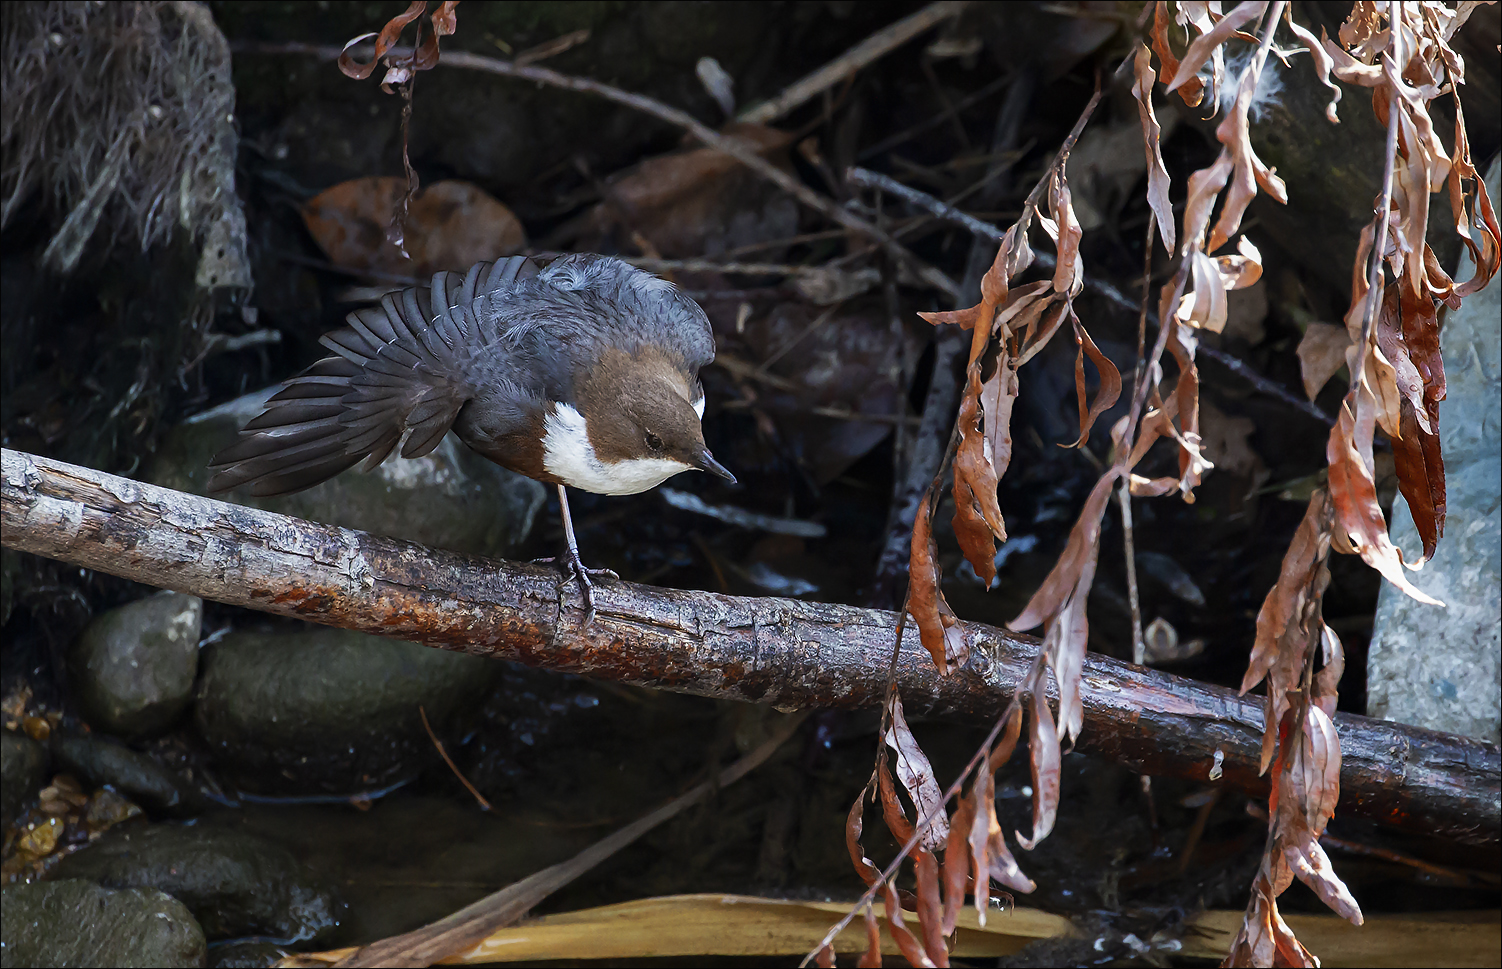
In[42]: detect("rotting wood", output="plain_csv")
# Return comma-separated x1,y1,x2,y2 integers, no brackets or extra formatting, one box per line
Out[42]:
3,447,1498,846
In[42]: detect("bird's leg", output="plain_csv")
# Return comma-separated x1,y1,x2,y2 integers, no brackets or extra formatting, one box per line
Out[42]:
540,484,617,623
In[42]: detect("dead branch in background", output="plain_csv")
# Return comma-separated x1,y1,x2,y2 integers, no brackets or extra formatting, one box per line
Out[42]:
3,447,1496,847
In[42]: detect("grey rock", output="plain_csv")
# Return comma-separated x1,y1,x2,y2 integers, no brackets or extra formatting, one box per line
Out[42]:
49,824,343,944
70,591,202,738
1369,157,1502,744
1,878,206,968
195,628,500,794
1,730,49,830
52,734,203,815
147,389,545,558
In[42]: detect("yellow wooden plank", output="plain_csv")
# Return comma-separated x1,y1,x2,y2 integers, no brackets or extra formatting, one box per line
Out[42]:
437,895,1500,967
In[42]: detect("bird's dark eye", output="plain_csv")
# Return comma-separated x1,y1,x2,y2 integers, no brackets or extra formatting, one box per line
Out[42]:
645,431,663,451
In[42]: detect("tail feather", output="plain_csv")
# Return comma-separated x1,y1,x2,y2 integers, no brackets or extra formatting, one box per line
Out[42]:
208,256,539,498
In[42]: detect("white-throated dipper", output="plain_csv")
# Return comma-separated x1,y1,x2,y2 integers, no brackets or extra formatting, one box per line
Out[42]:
208,253,735,619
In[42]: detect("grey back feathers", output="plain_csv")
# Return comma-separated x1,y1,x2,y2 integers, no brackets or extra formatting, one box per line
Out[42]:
207,254,714,497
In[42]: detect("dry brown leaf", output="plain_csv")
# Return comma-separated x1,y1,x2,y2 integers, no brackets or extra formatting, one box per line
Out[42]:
881,880,936,969
1165,1,1270,99
1131,43,1177,253
913,848,949,967
953,366,1005,585
884,694,950,850
859,904,882,968
1180,151,1234,256
338,1,428,81
1448,101,1502,297
1151,1,1204,107
846,780,882,888
941,787,975,936
1066,314,1122,448
1044,171,1083,298
1296,323,1352,400
1391,399,1445,565
1327,400,1443,604
1016,673,1060,851
1283,13,1342,123
916,305,982,329
301,178,526,277
876,753,917,849
908,493,970,674
1176,250,1231,333
979,352,1020,524
1009,472,1117,633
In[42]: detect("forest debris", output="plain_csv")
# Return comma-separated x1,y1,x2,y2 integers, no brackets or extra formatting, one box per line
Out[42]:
301,178,525,277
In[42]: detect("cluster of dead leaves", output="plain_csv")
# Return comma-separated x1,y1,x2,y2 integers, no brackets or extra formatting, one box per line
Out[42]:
840,696,1032,968
1214,3,1497,965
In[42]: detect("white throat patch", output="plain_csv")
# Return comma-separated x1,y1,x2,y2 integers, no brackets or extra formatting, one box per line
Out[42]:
542,403,692,496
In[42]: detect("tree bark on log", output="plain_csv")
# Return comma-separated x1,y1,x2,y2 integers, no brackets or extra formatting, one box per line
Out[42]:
3,447,1497,845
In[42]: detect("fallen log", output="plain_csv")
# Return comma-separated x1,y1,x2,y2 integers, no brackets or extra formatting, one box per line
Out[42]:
3,447,1497,845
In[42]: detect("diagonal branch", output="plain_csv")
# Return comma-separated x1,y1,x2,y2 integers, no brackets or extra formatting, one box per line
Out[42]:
2,446,1497,846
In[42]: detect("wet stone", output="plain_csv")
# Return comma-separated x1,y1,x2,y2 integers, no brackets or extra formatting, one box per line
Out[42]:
1,730,49,830
147,389,545,558
195,628,500,795
48,823,344,944
207,939,286,968
70,591,202,739
1,878,206,968
53,734,204,815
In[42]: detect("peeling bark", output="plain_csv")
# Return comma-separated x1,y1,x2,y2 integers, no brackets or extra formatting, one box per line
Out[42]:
3,447,1497,845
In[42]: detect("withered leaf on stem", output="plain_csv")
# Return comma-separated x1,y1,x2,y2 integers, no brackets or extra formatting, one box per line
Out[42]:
1165,1,1270,100
1296,323,1352,401
859,904,882,968
908,491,969,674
881,879,936,969
1066,312,1121,448
1131,43,1176,254
1017,669,1061,851
1150,1,1204,107
884,693,950,849
1327,401,1443,605
953,375,1004,587
1391,399,1445,565
846,780,882,888
913,848,949,967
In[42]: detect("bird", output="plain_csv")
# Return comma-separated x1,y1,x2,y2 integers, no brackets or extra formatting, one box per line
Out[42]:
207,253,736,620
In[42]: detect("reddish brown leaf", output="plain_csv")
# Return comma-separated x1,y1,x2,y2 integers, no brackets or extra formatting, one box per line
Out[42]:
1181,151,1234,255
1165,1,1269,99
1312,625,1345,715
1130,44,1176,254
876,755,917,849
909,493,970,674
1296,323,1352,401
1391,398,1445,564
1282,13,1342,123
1150,1,1203,107
1017,673,1060,851
1449,100,1502,297
846,781,882,887
1210,22,1288,252
980,350,1020,503
913,848,949,967
338,0,427,80
967,742,996,925
885,694,950,849
916,304,982,329
882,880,936,969
953,375,1002,587
1010,472,1117,633
1398,284,1445,430
1065,314,1122,448
858,903,883,968
1045,172,1083,298
941,784,975,936
1327,400,1443,604
1166,322,1210,501
815,943,836,968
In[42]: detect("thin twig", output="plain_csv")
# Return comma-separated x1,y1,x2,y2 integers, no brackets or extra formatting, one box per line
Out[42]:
737,1,971,125
1351,9,1405,389
418,704,492,812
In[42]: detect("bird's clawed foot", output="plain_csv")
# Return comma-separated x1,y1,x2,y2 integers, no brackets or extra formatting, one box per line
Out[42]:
535,549,618,624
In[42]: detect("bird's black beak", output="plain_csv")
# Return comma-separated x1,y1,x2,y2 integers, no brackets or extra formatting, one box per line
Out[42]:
694,448,737,484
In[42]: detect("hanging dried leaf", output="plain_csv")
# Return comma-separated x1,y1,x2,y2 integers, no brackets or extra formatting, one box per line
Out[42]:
1180,151,1234,255
1165,1,1269,99
338,1,428,81
941,786,975,936
1282,11,1342,123
858,903,882,968
1065,313,1122,448
884,694,950,850
1391,399,1445,565
1009,472,1117,633
1131,44,1176,253
1327,400,1443,605
1209,23,1287,252
908,491,970,673
1016,671,1060,851
846,779,881,888
953,373,1004,586
913,848,949,967
881,879,937,969
1150,1,1203,106
1045,171,1083,298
